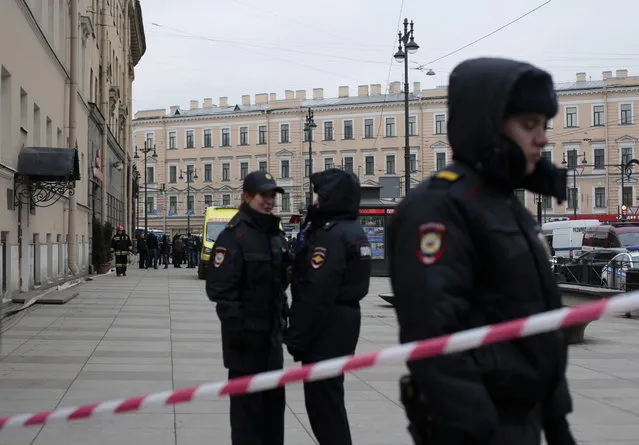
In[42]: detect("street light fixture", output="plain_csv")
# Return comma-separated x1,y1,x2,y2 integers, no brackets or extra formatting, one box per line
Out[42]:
133,141,157,234
179,167,198,234
561,151,588,220
304,108,317,207
394,18,419,197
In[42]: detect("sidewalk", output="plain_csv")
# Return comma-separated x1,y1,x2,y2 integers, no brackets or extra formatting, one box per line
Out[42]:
0,267,637,444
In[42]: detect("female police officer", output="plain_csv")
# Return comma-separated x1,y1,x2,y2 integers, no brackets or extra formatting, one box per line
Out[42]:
206,170,291,445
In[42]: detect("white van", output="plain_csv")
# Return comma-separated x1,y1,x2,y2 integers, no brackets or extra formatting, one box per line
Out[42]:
541,219,601,258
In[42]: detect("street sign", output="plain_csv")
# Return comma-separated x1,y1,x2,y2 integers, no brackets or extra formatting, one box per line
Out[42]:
629,206,639,215
575,166,585,176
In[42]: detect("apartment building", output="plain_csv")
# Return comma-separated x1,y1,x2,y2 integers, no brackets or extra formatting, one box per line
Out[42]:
132,70,639,234
0,0,145,296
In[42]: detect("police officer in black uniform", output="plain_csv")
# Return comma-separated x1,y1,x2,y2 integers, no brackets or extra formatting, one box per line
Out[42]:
206,170,291,445
284,168,372,445
389,58,576,445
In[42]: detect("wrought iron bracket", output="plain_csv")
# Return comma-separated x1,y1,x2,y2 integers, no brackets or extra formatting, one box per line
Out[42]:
13,174,77,208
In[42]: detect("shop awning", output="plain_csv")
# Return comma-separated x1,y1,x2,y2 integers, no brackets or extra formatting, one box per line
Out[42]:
17,147,80,181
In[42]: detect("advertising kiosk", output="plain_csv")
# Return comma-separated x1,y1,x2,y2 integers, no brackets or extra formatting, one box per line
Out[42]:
358,184,398,277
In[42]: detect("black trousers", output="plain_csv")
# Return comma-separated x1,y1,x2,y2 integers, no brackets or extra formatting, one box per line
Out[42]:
138,251,147,269
303,373,352,445
228,368,285,445
488,408,541,445
115,254,128,275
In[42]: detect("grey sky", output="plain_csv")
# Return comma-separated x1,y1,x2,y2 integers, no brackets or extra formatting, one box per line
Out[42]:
133,0,639,112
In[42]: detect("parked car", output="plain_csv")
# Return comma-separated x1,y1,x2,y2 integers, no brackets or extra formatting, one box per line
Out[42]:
601,250,639,290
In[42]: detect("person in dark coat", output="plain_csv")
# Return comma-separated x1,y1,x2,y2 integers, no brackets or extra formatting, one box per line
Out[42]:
206,170,291,445
110,225,132,277
284,169,372,445
137,233,148,269
160,235,171,269
146,232,159,269
172,236,184,268
389,57,576,445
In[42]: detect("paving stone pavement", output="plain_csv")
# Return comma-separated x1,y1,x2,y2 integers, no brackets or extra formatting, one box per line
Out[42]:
0,267,638,444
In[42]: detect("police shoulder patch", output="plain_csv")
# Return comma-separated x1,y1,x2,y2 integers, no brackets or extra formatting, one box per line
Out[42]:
213,247,227,268
310,246,327,269
434,170,460,182
417,222,447,265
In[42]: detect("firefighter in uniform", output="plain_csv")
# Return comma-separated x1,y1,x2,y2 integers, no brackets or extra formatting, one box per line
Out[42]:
389,58,577,445
110,225,133,277
284,168,372,445
206,170,291,445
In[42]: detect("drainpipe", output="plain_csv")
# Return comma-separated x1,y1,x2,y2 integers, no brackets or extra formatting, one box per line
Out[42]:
100,0,109,223
67,0,79,275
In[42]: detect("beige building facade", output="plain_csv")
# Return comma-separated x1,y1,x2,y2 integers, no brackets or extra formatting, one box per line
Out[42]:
132,70,639,235
0,0,145,296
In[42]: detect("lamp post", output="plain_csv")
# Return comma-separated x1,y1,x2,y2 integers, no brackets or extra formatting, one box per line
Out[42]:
133,141,157,234
394,18,420,197
304,108,317,207
180,167,198,234
132,166,139,233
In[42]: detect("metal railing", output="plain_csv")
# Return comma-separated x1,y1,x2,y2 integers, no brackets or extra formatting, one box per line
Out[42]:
554,258,633,290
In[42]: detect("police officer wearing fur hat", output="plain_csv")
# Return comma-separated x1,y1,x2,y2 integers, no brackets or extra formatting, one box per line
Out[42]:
206,170,292,445
389,58,576,445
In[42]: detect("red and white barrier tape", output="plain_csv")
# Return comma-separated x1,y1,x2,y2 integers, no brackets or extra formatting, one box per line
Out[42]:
0,293,636,431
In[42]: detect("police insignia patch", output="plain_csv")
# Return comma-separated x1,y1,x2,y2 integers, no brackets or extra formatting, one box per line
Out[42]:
213,248,227,268
417,222,447,265
310,247,327,269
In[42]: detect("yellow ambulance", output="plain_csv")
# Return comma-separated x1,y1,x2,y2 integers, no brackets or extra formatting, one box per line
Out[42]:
198,206,239,279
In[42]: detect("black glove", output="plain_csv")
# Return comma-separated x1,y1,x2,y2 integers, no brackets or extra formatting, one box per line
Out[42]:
544,417,577,445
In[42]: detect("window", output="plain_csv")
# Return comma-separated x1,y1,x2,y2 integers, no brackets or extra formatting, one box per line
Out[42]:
258,125,267,144
364,119,374,138
566,149,577,169
514,189,525,205
622,147,633,166
168,131,177,149
187,195,194,214
593,105,604,126
621,104,632,125
169,196,177,215
410,154,417,173
145,132,154,148
240,162,248,179
281,160,290,178
542,195,553,210
595,187,606,208
303,126,313,142
145,196,155,214
186,164,195,177
325,157,334,170
146,166,155,184
281,193,291,212
541,150,552,163
386,155,396,174
436,152,446,171
594,148,605,169
204,195,213,208
222,163,230,181
304,158,311,177
204,164,212,182
623,186,633,206
203,129,212,147
324,122,334,140
566,107,578,127
343,120,353,140
567,188,578,209
280,124,290,143
221,128,230,147
409,116,417,136
169,165,177,183
385,117,396,137
343,157,354,173
259,160,267,171
185,130,194,148
435,114,446,135
222,194,231,206
240,127,248,145
365,156,374,175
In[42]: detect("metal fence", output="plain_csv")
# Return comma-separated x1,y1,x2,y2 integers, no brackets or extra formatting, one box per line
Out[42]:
554,258,632,290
